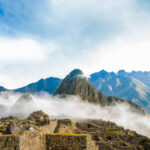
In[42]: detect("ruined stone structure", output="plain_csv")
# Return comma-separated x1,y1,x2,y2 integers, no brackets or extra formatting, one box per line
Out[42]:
0,132,98,150
20,131,45,150
0,134,20,150
1,111,149,150
46,133,98,150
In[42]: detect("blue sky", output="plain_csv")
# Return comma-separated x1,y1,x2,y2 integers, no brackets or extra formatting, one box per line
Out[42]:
0,0,150,88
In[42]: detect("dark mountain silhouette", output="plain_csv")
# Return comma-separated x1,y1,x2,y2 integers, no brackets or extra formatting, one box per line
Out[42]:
0,86,8,92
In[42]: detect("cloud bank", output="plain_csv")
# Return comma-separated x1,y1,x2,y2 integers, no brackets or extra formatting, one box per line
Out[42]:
0,92,150,137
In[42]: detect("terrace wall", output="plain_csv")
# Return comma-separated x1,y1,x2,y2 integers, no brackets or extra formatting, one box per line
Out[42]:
0,132,98,150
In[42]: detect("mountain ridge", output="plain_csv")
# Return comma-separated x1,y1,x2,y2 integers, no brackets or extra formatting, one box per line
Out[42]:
0,69,150,113
89,70,150,113
14,77,62,94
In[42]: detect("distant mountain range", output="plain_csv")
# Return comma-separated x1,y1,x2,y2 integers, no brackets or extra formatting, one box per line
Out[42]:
0,69,150,112
89,70,150,112
117,70,150,88
14,77,61,94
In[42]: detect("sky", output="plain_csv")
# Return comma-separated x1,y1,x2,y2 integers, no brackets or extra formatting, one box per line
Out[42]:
0,0,150,88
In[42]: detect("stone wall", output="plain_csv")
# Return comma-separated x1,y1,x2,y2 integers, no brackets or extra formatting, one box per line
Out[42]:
0,132,98,150
86,134,98,150
20,131,45,150
46,133,98,150
0,134,20,150
40,120,58,134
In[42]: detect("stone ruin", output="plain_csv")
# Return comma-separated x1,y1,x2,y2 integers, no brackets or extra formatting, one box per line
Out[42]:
0,110,149,150
0,110,98,150
0,132,98,150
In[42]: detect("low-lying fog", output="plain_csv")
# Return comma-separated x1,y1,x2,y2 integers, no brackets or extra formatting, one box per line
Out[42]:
0,92,150,137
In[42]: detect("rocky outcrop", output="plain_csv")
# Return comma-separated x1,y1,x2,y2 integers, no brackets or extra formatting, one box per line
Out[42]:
1,111,50,135
28,110,50,126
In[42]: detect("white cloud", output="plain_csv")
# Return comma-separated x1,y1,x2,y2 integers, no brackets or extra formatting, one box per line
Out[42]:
89,33,150,72
0,37,59,89
0,75,11,88
0,37,57,63
1,0,150,89
0,92,150,137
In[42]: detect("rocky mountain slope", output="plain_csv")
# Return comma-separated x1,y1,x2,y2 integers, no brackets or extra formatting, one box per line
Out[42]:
55,69,100,104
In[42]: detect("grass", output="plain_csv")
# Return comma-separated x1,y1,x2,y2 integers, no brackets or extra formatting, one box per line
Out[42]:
46,133,86,136
106,127,125,135
128,132,134,136
0,128,5,132
23,130,39,134
0,134,18,137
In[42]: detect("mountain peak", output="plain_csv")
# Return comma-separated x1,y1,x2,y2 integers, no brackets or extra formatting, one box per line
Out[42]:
55,69,100,104
11,93,38,118
118,70,126,75
0,86,7,92
100,69,107,73
68,69,83,77
18,93,33,102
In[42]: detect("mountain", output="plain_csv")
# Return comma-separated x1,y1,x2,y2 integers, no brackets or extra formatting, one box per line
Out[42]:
15,93,33,103
89,70,150,112
118,70,150,88
0,86,8,92
11,93,38,118
55,69,100,104
0,69,149,113
55,69,146,115
14,77,61,95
